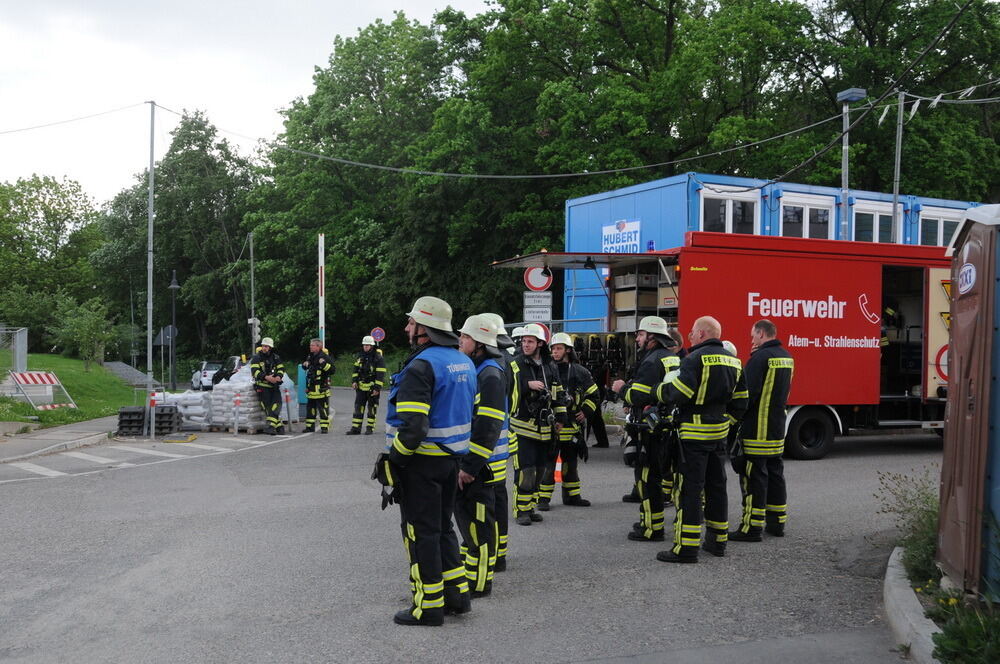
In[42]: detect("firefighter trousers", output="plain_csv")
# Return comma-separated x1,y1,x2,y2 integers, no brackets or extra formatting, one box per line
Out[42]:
455,471,496,594
351,389,379,431
256,386,282,430
635,432,666,538
305,395,330,431
538,443,583,502
670,440,729,558
397,455,467,620
737,454,787,534
512,436,547,515
491,480,509,563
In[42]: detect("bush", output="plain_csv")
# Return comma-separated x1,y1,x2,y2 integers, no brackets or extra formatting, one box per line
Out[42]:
875,466,940,583
924,588,1000,663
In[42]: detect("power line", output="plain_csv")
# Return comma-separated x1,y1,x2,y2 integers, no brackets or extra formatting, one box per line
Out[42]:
157,102,841,181
0,103,145,136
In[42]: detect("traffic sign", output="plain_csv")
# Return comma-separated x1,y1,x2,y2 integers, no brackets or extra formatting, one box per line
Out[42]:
523,291,553,307
523,307,551,323
370,327,386,342
524,267,553,291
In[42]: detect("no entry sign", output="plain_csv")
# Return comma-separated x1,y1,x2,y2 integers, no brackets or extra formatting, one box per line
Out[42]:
524,267,553,292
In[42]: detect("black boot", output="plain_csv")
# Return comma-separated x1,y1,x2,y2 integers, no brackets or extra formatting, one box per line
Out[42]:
729,530,762,543
765,523,785,537
622,491,640,504
264,426,276,436
628,530,664,542
365,426,374,435
701,541,726,557
536,498,551,512
494,557,507,572
276,425,286,434
443,587,471,616
393,608,443,626
303,425,315,433
528,511,543,522
515,513,532,526
345,428,360,435
562,494,591,507
320,428,329,434
656,550,698,564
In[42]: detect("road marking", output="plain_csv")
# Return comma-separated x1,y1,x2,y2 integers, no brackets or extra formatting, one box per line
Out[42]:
228,437,258,444
8,462,67,477
110,445,191,459
61,451,130,465
171,442,233,453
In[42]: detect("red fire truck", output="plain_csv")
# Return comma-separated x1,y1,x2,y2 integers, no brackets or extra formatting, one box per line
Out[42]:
494,232,951,459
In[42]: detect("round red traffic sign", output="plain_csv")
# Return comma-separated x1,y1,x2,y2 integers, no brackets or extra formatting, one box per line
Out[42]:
524,267,553,292
934,343,949,382
370,327,386,342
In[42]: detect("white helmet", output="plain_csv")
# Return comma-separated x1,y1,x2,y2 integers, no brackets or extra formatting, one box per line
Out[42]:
458,314,499,347
721,340,738,356
405,296,453,332
480,313,513,349
637,315,673,346
550,332,572,348
260,337,275,348
511,326,528,339
521,323,548,344
362,335,376,346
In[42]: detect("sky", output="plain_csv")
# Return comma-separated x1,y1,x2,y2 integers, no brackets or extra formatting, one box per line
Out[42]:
0,0,489,205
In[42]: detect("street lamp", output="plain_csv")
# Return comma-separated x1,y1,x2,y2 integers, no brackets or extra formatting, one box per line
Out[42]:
837,87,867,240
168,270,180,391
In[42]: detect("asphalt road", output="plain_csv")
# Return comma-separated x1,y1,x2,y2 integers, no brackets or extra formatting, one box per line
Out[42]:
0,389,940,663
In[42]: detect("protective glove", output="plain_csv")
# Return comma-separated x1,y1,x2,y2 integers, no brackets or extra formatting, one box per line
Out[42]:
622,433,638,467
578,437,589,462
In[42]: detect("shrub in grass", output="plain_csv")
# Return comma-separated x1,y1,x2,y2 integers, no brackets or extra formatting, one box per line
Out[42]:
875,466,940,584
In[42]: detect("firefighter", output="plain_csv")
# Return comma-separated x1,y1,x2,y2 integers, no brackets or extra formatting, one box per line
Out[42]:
455,315,506,597
348,335,386,435
301,338,334,433
480,313,515,572
730,319,794,541
539,332,598,509
654,316,748,563
380,296,477,626
509,323,566,526
509,326,527,356
611,317,680,542
250,337,285,435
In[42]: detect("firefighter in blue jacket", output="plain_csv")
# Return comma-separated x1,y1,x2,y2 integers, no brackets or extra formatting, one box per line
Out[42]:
654,316,748,563
480,313,515,572
455,314,507,598
348,336,386,435
380,296,477,626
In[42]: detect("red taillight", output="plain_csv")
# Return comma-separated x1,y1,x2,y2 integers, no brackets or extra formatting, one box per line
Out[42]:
203,372,208,377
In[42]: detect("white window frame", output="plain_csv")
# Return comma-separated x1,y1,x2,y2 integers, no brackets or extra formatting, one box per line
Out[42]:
779,192,834,240
852,200,898,243
919,206,964,247
698,185,760,235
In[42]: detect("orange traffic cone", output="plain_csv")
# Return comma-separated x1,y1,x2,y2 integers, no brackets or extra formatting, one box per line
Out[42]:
554,453,563,483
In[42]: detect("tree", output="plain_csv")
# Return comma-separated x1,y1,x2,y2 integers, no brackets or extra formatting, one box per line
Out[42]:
46,297,115,370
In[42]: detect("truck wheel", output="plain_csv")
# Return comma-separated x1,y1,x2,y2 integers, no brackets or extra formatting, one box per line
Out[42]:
785,408,835,460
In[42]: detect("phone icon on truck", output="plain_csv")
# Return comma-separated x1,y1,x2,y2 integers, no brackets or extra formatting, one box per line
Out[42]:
858,294,880,324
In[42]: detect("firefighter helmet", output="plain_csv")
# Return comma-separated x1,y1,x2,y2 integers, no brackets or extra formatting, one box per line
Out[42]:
362,335,376,346
480,313,513,349
637,316,671,346
550,332,572,348
521,323,548,344
721,340,737,356
260,337,275,348
405,296,453,332
459,315,499,347
511,326,527,339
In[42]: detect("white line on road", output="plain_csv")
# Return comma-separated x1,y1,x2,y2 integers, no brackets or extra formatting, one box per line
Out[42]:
61,451,131,465
8,462,67,477
110,445,191,459
171,442,234,453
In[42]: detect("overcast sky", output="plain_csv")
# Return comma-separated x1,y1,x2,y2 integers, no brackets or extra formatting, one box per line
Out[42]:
0,0,488,205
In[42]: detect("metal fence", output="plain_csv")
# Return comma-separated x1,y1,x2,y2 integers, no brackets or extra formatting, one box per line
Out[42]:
0,327,28,374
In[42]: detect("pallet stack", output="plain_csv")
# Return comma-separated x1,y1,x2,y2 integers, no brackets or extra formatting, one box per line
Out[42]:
153,405,182,436
116,406,146,437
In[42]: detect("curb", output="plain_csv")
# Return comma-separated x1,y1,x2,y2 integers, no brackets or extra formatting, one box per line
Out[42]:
0,431,111,464
883,546,941,663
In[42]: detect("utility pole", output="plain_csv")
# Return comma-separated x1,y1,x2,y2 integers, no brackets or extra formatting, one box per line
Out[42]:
248,231,257,350
836,88,867,240
146,101,155,436
318,233,325,347
892,89,905,243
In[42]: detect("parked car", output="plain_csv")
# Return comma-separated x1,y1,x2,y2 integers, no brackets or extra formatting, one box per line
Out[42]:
190,361,222,390
211,355,248,386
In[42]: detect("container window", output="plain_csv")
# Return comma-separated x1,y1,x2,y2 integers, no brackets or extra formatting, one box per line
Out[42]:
920,217,939,246
808,208,830,239
855,212,874,242
943,220,958,245
703,198,726,233
733,201,755,234
782,205,803,237
878,213,895,243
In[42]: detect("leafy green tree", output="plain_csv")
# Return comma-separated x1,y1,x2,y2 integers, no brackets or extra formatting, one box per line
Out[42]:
46,297,115,370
